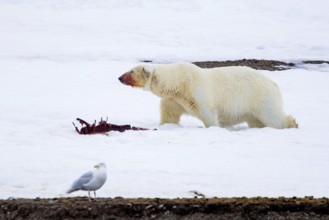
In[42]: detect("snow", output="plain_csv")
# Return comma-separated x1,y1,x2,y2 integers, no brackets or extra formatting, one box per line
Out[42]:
0,0,329,199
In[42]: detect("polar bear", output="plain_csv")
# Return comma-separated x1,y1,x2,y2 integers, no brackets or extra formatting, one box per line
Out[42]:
118,62,298,129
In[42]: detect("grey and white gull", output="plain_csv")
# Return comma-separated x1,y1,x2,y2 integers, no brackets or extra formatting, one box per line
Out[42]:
67,162,107,199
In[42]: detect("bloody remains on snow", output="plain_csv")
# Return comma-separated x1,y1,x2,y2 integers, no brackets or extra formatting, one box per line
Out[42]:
73,118,149,135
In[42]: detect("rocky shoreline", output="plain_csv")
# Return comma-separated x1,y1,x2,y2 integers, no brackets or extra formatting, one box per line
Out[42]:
1,197,329,220
142,59,329,71
193,59,296,71
194,59,329,71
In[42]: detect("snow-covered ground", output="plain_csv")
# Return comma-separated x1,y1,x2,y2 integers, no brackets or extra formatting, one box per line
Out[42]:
0,0,329,199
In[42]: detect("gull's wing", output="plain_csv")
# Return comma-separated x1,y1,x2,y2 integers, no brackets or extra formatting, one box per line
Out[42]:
67,171,94,194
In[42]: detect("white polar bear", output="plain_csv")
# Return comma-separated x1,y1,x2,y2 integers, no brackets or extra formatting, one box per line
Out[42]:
118,62,298,129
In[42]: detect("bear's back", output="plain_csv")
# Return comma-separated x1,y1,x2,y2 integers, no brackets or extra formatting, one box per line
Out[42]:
205,66,277,88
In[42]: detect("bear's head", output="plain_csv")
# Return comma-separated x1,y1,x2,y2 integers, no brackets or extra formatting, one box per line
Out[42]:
118,65,154,90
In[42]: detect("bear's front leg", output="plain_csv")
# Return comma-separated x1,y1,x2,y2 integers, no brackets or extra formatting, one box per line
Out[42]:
198,107,220,128
160,98,185,125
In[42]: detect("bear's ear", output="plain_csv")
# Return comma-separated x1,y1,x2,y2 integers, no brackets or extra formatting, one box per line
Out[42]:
143,66,154,78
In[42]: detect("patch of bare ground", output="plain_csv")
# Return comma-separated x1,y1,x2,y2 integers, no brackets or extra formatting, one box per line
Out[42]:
141,59,329,71
1,197,329,220
193,59,296,71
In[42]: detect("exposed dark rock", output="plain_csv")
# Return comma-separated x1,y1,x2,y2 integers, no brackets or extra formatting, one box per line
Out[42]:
193,59,296,71
1,197,328,220
140,59,329,71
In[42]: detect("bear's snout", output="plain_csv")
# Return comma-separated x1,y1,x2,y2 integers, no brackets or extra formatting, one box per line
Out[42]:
118,72,133,86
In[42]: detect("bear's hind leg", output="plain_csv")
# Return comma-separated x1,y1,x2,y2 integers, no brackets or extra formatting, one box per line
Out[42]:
246,117,265,128
257,108,291,129
160,98,185,125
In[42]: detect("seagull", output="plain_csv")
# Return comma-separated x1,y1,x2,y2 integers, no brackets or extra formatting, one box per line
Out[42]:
67,162,107,200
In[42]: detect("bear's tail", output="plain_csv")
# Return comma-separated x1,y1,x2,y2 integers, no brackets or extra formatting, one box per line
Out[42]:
286,115,298,128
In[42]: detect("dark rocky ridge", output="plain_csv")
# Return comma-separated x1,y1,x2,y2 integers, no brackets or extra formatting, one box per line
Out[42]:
1,197,328,220
193,59,296,71
141,59,329,71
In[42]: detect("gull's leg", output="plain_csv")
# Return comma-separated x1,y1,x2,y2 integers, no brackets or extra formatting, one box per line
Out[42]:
94,191,97,199
88,191,92,201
